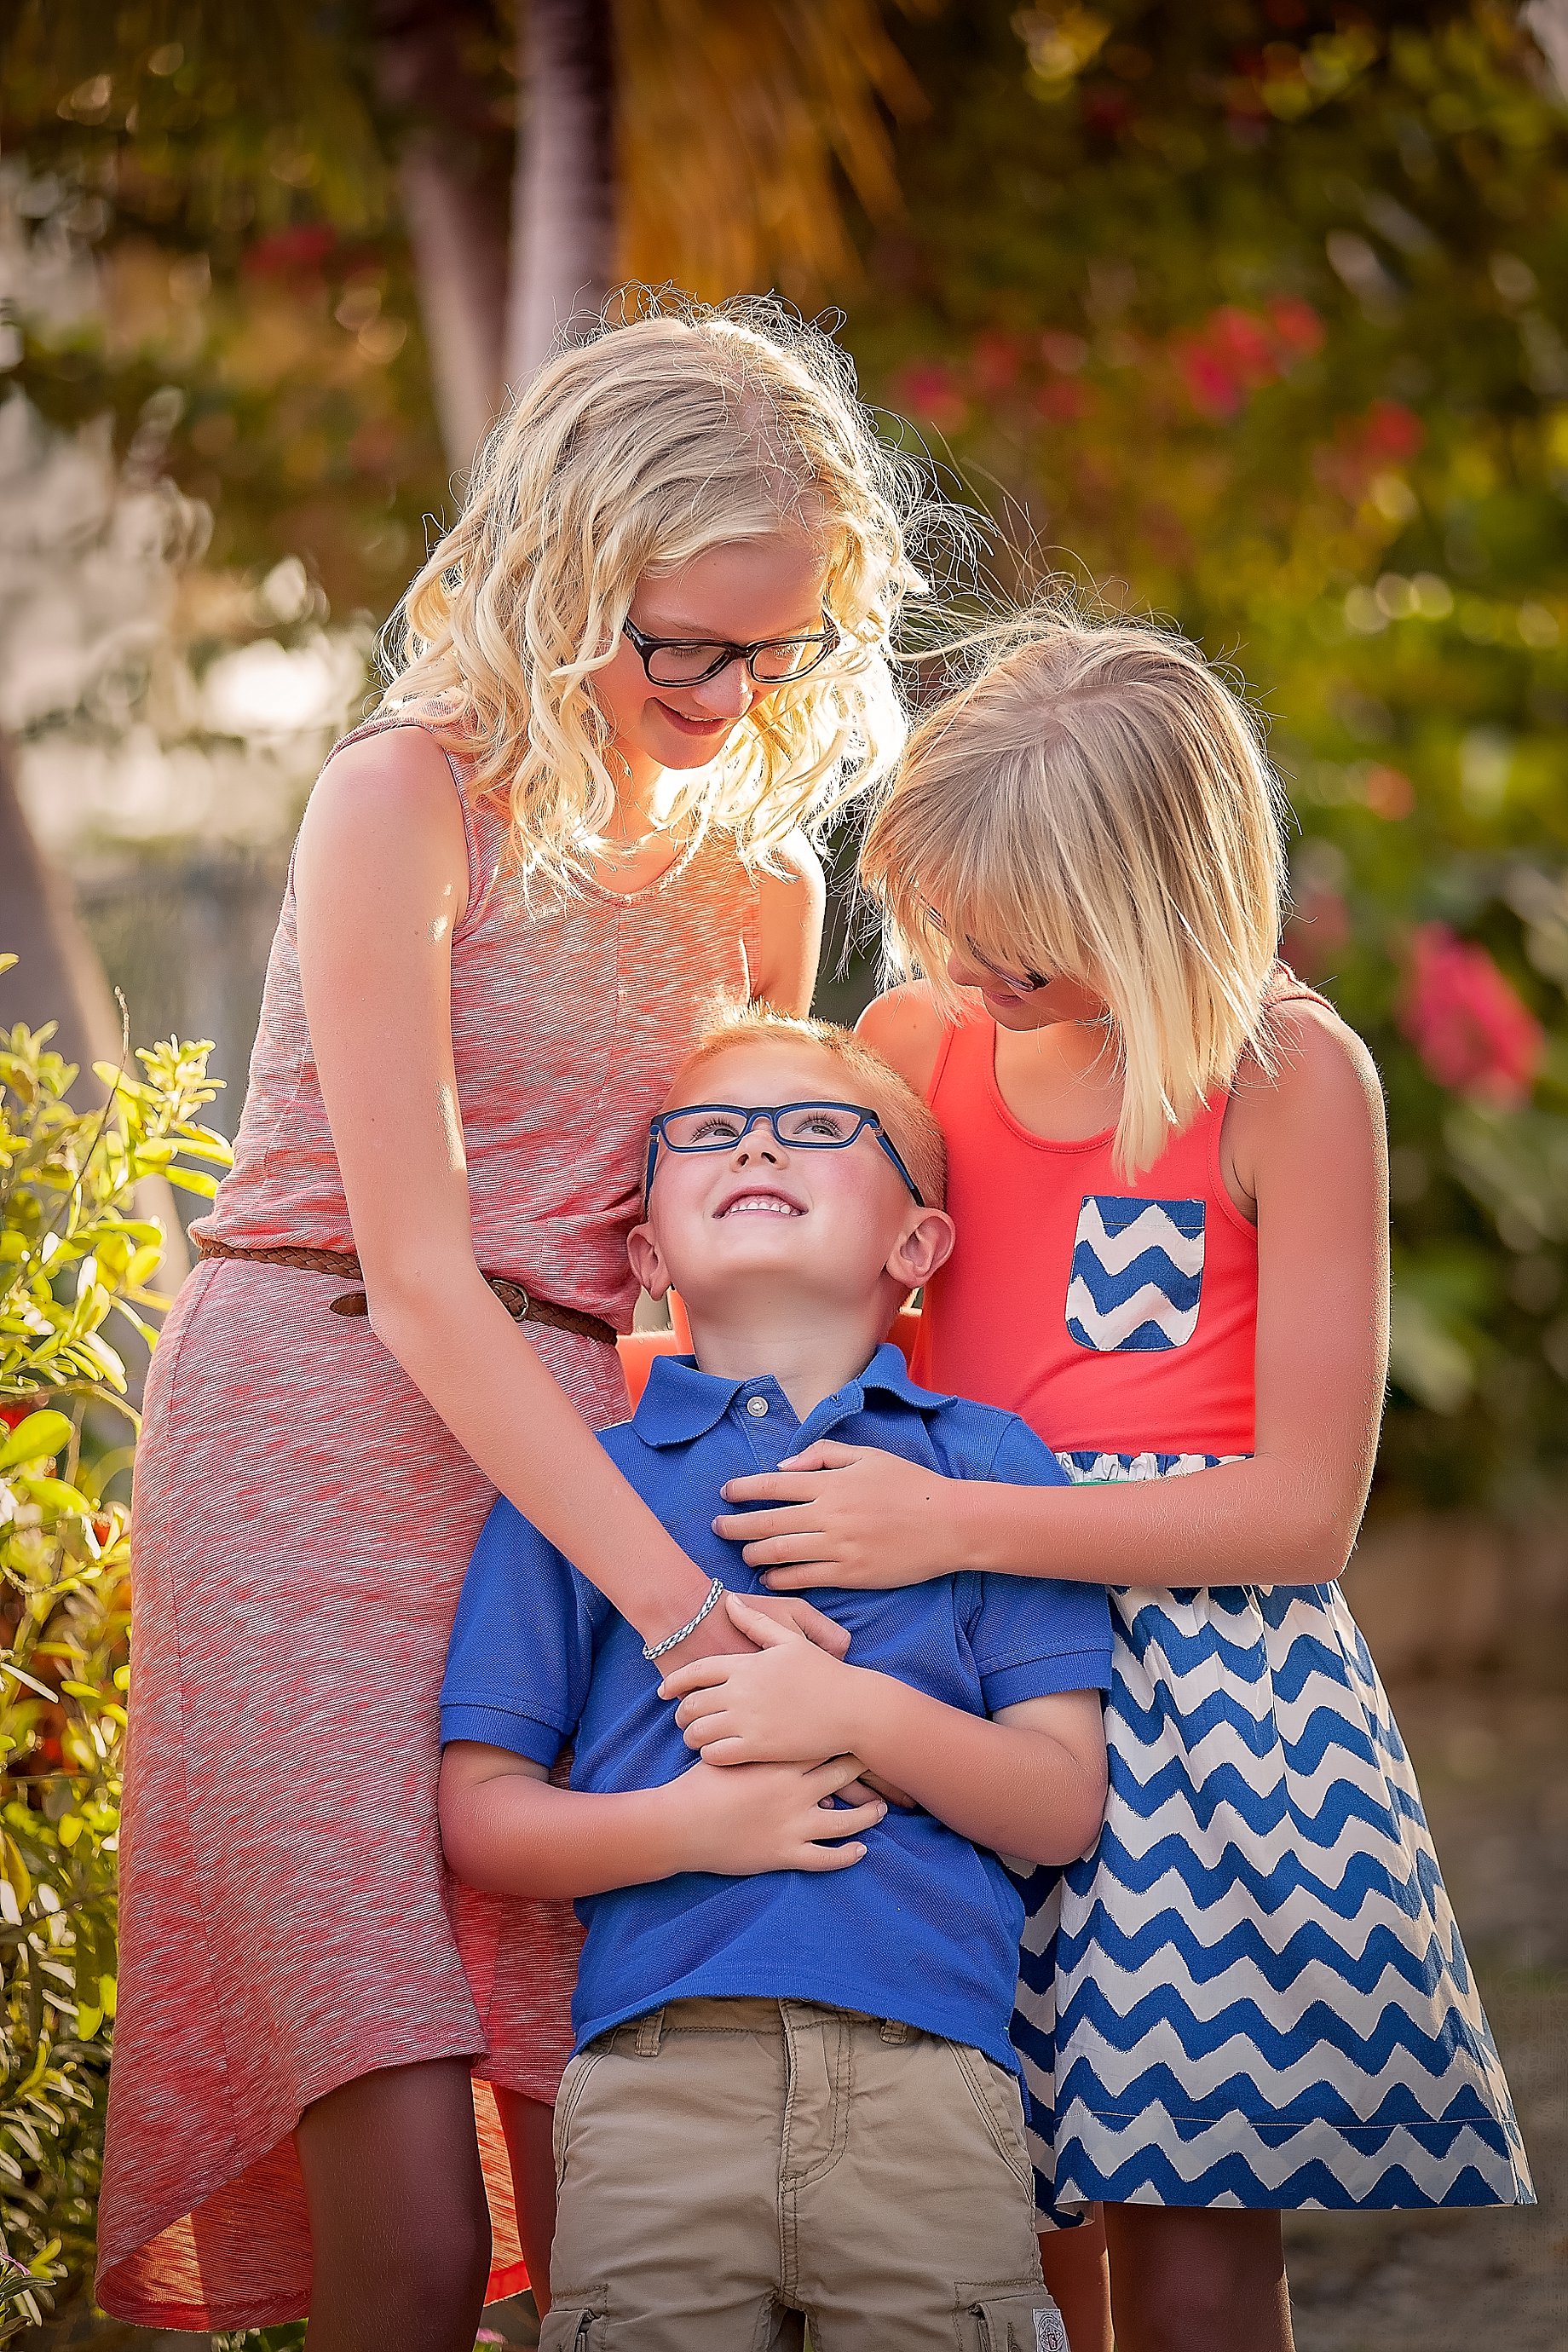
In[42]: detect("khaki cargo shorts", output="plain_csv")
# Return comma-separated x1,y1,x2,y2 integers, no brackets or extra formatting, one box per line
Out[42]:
539,1995,1067,2352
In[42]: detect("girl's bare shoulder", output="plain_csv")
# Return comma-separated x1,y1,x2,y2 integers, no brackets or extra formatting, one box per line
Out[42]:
299,718,468,860
295,718,472,928
1231,993,1386,1171
856,981,948,1096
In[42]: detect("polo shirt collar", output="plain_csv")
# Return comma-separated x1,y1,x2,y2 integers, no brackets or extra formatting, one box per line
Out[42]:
633,1340,952,1449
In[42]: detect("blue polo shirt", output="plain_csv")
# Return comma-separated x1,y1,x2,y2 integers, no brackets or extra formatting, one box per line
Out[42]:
440,1342,1112,2072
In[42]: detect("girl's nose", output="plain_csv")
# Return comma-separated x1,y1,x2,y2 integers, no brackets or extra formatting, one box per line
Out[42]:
687,658,754,722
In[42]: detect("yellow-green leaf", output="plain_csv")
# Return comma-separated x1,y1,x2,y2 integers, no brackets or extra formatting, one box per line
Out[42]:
0,1411,73,1470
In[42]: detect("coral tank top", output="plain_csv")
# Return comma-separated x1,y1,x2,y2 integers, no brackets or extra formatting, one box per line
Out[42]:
911,1012,1261,1456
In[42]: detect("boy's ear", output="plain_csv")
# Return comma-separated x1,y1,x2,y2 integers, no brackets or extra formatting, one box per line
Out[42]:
885,1207,955,1290
627,1220,671,1300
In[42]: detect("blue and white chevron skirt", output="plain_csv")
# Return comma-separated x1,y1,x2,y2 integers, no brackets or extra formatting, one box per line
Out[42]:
1012,1450,1534,2219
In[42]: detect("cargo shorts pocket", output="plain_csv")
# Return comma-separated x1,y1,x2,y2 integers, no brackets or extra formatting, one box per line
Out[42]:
948,2044,1034,2192
954,2287,1069,2352
538,2297,609,2350
551,2046,606,2182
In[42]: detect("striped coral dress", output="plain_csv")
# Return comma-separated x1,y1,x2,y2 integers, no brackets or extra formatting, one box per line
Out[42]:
914,1002,1532,2219
96,712,765,2332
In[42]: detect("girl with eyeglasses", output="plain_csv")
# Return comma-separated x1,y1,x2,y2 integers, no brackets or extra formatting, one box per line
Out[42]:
716,611,1532,2352
98,297,943,2352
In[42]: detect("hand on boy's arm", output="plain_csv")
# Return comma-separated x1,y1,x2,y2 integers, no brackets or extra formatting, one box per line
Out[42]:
713,1441,966,1589
439,1738,884,1897
660,1594,1108,1866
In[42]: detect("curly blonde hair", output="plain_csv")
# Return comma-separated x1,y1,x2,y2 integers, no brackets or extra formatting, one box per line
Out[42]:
380,294,936,894
861,608,1288,1180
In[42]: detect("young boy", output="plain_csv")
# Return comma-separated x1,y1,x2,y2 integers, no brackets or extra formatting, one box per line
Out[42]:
439,1012,1112,2352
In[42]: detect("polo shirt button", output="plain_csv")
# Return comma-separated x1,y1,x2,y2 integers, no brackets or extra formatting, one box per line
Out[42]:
746,1395,770,1417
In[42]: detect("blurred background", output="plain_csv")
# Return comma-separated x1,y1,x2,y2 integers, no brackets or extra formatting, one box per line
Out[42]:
1,3,1565,2346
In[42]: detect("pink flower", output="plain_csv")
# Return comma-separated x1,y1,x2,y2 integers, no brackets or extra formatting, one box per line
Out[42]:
1399,925,1542,1108
1179,343,1243,418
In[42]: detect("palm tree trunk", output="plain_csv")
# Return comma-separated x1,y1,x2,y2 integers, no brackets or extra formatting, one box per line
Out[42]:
506,0,617,388
373,0,513,472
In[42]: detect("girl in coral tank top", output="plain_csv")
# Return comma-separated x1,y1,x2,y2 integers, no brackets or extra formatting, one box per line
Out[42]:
715,615,1532,2352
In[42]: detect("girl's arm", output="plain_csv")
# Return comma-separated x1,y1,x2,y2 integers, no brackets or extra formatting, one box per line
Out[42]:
293,729,806,1654
659,1596,1108,1866
717,999,1389,1593
437,1741,884,1897
750,831,826,1015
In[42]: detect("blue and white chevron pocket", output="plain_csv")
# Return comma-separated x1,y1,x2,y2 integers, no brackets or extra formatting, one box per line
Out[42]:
1065,1194,1204,1352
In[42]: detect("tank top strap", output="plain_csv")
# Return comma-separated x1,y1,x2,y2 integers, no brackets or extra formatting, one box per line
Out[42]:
926,1005,993,1113
319,705,489,935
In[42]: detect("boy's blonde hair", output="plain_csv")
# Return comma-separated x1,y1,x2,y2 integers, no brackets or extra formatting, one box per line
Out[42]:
381,294,934,895
672,1006,947,1211
860,611,1287,1179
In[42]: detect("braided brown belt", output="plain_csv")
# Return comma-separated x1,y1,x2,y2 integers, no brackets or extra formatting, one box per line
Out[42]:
194,1235,618,1347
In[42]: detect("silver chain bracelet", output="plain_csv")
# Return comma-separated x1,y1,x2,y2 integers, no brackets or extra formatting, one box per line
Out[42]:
643,1574,727,1664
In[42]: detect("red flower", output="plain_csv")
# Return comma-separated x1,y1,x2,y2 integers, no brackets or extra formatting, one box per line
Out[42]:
893,362,969,437
1399,925,1542,1108
1266,296,1324,357
1035,377,1088,425
971,332,1022,395
244,225,336,279
1179,343,1243,418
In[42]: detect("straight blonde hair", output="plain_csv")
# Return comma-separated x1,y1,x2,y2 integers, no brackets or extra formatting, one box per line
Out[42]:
380,293,937,895
860,610,1288,1179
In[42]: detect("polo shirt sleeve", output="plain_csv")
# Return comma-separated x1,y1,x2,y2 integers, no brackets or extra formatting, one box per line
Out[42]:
962,1412,1114,1712
439,1496,599,1767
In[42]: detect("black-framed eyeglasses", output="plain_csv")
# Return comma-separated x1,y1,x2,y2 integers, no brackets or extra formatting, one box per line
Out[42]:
644,1100,925,1208
622,615,840,689
925,906,1052,996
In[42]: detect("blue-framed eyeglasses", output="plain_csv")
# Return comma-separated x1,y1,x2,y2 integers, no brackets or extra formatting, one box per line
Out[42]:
644,1100,925,1208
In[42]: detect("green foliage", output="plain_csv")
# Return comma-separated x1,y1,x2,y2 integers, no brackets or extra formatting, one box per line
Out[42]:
0,957,230,2337
853,0,1568,1511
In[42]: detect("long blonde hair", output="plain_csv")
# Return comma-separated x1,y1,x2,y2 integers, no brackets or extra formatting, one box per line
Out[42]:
381,294,933,893
860,610,1288,1179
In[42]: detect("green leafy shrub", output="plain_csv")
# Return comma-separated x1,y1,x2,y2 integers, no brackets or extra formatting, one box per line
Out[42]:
0,954,230,2338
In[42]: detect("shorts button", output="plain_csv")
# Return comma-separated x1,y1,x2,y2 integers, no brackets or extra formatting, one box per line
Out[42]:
746,1395,770,1418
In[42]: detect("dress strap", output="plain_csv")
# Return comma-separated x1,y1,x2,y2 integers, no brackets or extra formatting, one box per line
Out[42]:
318,706,488,931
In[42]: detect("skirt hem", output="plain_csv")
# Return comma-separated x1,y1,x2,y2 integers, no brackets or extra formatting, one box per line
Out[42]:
95,2030,504,2332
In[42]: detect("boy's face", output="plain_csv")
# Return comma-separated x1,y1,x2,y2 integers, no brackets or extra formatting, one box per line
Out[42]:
629,1041,952,1324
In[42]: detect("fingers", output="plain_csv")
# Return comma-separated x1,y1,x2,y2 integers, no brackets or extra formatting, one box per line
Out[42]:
720,1589,795,1646
804,1754,872,1798
834,1775,879,1807
717,1472,823,1507
658,1656,735,1700
712,1506,825,1543
857,1768,919,1812
775,1441,860,1473
807,1797,885,1840
687,1732,748,1765
740,1535,835,1568
766,1595,850,1657
758,1566,836,1591
796,1842,867,1870
671,1688,728,1729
